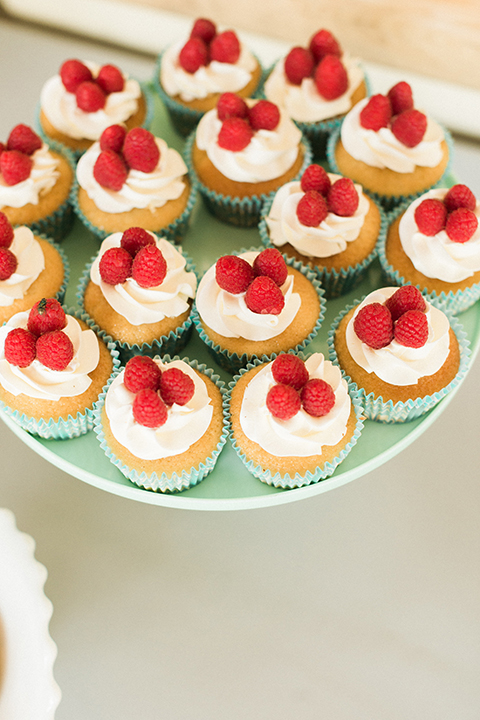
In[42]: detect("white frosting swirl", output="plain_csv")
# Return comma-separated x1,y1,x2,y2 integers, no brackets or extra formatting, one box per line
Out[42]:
264,54,364,123
345,287,451,385
340,98,445,173
399,189,480,282
0,144,60,208
195,102,302,183
196,251,301,341
0,312,99,401
105,358,214,460
40,61,142,141
76,137,187,213
0,227,45,307
240,353,351,457
90,231,196,325
265,175,370,257
160,40,257,102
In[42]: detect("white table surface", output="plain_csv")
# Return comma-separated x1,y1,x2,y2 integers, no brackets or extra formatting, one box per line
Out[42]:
0,15,480,720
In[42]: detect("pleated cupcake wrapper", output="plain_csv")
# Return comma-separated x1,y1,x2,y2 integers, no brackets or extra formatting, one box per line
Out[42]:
0,307,120,440
192,250,326,374
184,131,313,227
93,355,229,493
225,353,365,489
327,297,471,423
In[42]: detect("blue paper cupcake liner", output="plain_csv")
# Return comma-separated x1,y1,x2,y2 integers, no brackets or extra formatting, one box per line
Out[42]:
93,355,229,493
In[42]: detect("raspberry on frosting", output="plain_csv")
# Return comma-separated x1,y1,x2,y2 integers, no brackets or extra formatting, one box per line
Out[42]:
0,248,17,281
359,94,392,131
27,298,66,337
266,382,301,420
120,227,156,257
353,302,394,349
271,353,309,391
159,367,195,406
414,198,447,236
123,355,162,393
0,150,33,186
300,378,335,417
209,30,240,64
284,47,315,86
393,309,429,348
445,207,479,243
36,329,74,371
93,149,128,191
314,55,348,101
252,248,288,287
300,164,331,195
444,184,477,213
60,59,93,93
327,177,359,217
296,190,328,227
217,92,249,121
0,213,14,249
75,81,106,112
7,124,43,156
99,246,133,285
4,327,37,368
245,275,285,315
215,254,254,294
96,64,124,94
99,124,127,153
190,17,217,45
248,100,280,132
131,244,167,288
391,109,427,148
384,285,426,322
309,29,342,63
179,37,209,74
132,388,168,428
217,116,253,151
387,81,413,115
122,128,160,173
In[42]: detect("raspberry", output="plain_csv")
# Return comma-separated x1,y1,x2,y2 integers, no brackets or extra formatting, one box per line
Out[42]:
209,30,240,64
314,55,348,100
217,117,253,151
215,254,254,294
132,388,168,428
4,328,37,368
131,244,167,288
296,190,328,227
353,302,394,349
300,164,331,195
414,198,447,236
245,276,285,315
271,354,309,391
123,128,160,173
93,150,128,191
27,298,66,336
0,142,4,158
99,124,126,153
248,100,280,132
190,17,217,45
123,355,162,393
59,59,93,93
0,213,14,248
7,124,42,156
0,248,17,280
0,150,33,186
309,29,342,63
36,330,74,371
384,285,426,322
387,81,414,115
217,93,249,121
391,109,427,148
159,367,195,406
445,207,478,243
300,378,336,417
96,64,124,94
394,309,428,348
99,246,132,285
284,47,315,85
253,248,288,286
266,383,301,420
178,37,209,74
443,184,477,213
120,227,155,256
327,177,359,217
359,94,392,131
75,81,106,112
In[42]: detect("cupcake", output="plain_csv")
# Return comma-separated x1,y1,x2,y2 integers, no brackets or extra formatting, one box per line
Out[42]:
0,300,118,439
329,285,469,422
94,354,228,493
193,247,325,373
74,125,195,241
259,163,384,297
155,17,263,137
0,124,75,241
228,351,363,488
379,184,480,314
78,227,196,360
38,58,151,155
186,94,311,226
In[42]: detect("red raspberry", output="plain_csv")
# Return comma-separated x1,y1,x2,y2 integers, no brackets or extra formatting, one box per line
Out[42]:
93,150,128,191
359,94,392,131
443,184,477,213
253,248,288,286
327,177,359,217
300,164,331,195
266,383,301,420
0,213,14,248
27,298,66,336
217,117,253,152
0,247,17,280
36,329,74,371
96,64,124,94
284,47,315,86
190,17,217,45
178,37,209,74
387,81,414,115
248,100,280,132
314,55,348,100
385,285,426,322
300,378,336,417
391,109,427,148
394,309,428,348
99,124,126,153
75,81,106,112
99,247,132,285
217,93,249,121
215,255,254,294
209,30,240,64
7,124,42,156
4,328,37,368
123,128,160,173
120,227,156,256
0,142,4,157
59,59,93,93
271,354,309,391
131,244,167,288
445,207,478,243
159,367,195,406
123,355,162,393
309,29,342,63
0,150,33,186
414,198,447,236
245,276,285,315
132,388,168,428
296,190,328,227
353,302,394,349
